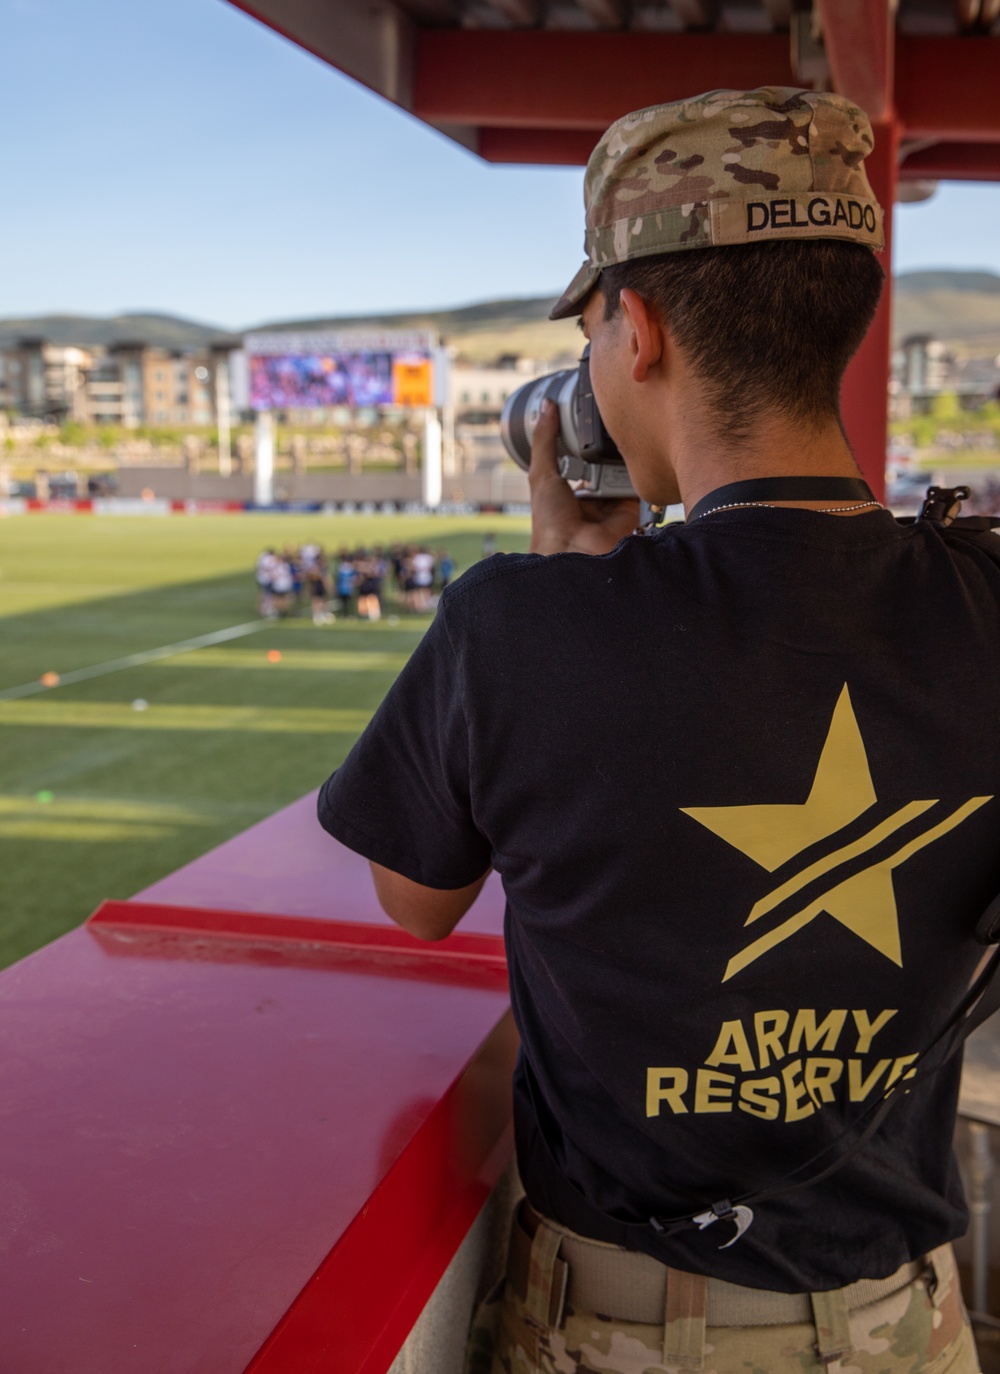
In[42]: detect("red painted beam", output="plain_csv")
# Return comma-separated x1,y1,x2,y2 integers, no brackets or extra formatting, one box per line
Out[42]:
815,0,894,123
896,36,1000,141
899,140,1000,182
415,32,1000,146
839,117,898,502
482,127,1000,180
414,31,796,131
481,127,1000,183
480,127,599,165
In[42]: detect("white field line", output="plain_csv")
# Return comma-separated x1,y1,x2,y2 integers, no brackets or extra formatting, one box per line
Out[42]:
0,621,267,702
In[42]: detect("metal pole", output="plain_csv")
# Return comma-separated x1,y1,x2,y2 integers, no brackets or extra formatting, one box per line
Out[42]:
442,401,456,479
969,1120,995,1316
254,411,274,508
421,409,442,509
216,356,232,479
838,116,899,502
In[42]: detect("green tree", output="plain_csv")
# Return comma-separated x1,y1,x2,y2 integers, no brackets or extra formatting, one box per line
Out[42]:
910,415,937,448
930,391,961,423
59,421,87,447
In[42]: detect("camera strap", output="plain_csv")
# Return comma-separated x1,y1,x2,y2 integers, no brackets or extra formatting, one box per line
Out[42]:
687,477,877,523
525,915,1000,1258
676,926,1000,1247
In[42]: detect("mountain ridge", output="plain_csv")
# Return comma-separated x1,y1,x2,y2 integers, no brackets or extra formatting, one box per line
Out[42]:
0,312,239,350
894,269,1000,295
2,269,999,356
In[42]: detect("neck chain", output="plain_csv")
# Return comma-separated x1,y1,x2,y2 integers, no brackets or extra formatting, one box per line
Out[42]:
685,477,884,526
694,497,884,522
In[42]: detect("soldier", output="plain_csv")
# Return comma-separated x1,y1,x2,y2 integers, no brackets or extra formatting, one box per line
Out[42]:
319,88,992,1374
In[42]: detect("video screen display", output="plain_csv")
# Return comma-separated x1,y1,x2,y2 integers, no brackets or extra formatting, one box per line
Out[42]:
249,350,432,410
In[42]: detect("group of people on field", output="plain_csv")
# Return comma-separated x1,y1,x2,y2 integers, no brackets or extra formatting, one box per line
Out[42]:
254,542,457,623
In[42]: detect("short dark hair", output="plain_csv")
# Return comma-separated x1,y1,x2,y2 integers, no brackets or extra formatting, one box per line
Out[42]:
600,240,884,437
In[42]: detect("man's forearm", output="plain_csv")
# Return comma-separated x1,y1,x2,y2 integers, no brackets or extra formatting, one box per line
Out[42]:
369,862,490,941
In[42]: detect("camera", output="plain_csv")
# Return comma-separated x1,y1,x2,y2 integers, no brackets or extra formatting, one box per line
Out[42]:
499,346,638,500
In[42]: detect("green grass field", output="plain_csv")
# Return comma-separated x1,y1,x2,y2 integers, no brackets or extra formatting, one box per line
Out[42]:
0,513,530,969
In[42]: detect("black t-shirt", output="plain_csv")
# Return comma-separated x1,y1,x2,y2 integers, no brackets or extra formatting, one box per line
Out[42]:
318,508,1000,1292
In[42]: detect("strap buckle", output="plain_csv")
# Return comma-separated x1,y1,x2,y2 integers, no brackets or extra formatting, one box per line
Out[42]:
917,485,970,526
692,1199,755,1249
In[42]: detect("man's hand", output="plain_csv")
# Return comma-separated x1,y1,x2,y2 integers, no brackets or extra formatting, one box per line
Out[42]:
529,399,640,555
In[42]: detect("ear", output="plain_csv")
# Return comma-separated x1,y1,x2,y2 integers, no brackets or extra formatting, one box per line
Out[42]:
618,288,664,383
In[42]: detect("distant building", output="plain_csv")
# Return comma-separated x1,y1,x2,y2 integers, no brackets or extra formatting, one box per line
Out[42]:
450,357,555,421
138,348,222,427
0,338,236,428
0,339,94,420
890,334,998,418
898,334,953,396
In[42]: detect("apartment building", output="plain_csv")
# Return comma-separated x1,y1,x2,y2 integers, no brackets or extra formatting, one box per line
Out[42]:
0,340,94,421
890,334,1000,418
450,356,556,420
138,349,222,427
0,338,234,427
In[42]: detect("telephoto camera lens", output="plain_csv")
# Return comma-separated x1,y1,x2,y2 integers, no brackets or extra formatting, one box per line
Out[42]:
499,348,638,501
500,369,577,470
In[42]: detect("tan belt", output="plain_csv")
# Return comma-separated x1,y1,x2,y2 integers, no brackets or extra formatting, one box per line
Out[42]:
508,1201,927,1331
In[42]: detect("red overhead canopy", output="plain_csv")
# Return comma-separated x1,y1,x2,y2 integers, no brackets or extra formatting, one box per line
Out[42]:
228,0,1000,181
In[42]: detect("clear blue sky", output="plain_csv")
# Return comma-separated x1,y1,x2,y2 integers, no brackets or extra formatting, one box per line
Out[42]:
1,0,998,329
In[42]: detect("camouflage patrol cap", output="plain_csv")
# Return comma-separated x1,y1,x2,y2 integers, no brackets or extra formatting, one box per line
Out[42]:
551,86,884,320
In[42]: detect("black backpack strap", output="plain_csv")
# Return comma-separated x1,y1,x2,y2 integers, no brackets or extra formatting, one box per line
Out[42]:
724,941,1000,1211
656,936,1000,1248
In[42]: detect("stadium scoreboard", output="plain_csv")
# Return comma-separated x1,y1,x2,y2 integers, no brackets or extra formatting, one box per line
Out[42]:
245,329,446,412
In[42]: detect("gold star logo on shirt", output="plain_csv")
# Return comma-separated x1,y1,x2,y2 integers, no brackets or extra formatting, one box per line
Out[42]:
681,685,991,982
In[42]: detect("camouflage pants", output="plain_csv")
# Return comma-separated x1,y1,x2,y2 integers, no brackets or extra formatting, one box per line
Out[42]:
466,1218,979,1374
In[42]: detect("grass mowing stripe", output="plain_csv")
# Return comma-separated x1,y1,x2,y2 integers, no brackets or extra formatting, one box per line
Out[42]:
159,648,412,672
0,796,220,822
0,621,267,701
0,701,375,733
